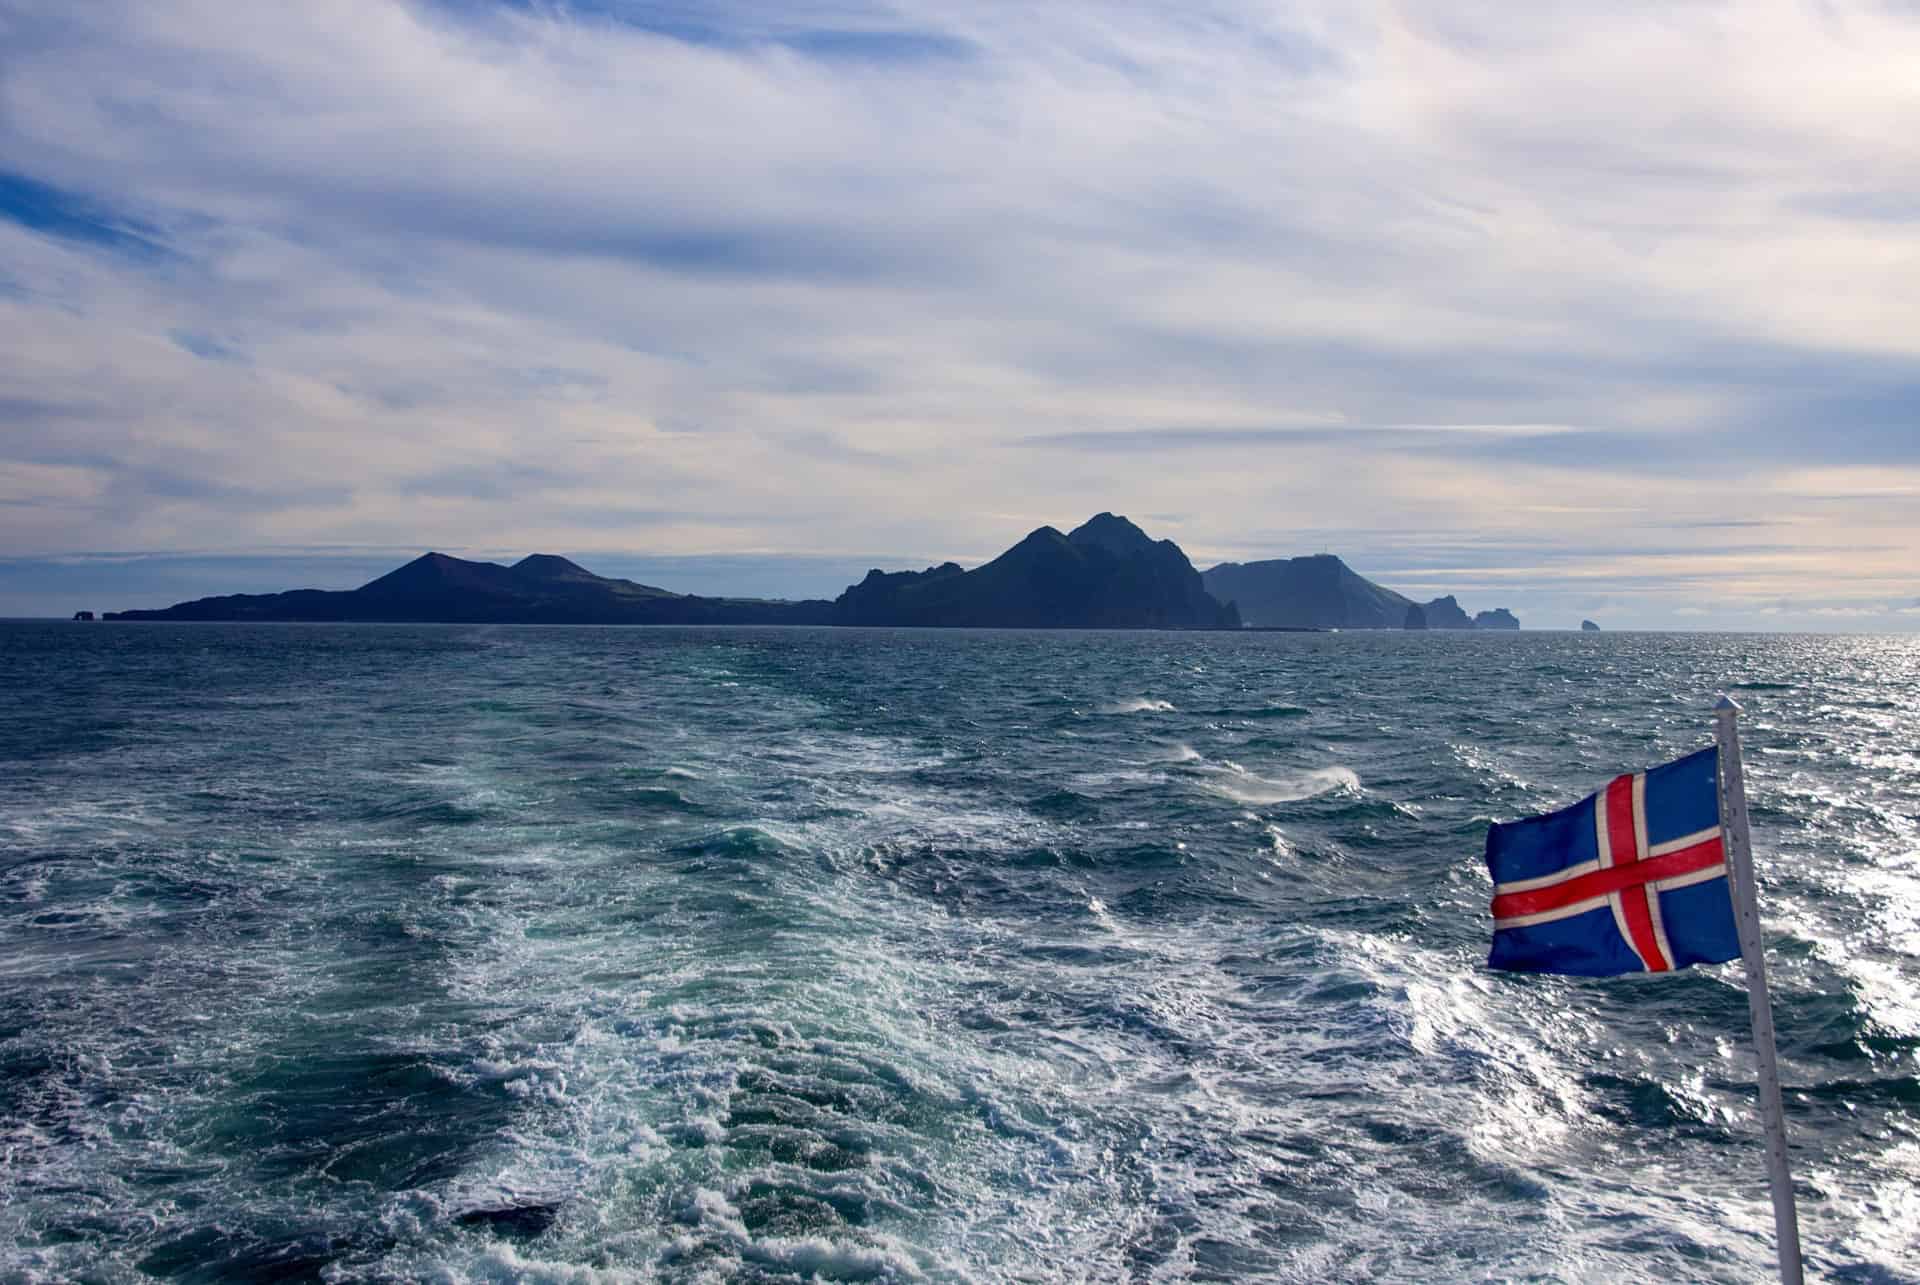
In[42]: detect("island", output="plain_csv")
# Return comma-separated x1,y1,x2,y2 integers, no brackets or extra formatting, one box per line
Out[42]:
1204,557,1520,631
1201,554,1409,630
106,513,1239,630
104,553,837,626
104,513,1524,632
1582,619,1602,632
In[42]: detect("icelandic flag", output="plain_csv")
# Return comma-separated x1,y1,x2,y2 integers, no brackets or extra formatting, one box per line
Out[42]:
1487,747,1741,976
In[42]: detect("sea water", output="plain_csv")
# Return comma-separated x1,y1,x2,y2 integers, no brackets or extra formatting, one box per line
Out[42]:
1,623,1915,1282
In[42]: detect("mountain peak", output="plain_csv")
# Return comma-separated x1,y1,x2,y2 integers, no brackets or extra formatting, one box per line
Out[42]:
1067,512,1156,557
359,551,513,594
513,554,594,580
1009,525,1069,550
834,515,1233,627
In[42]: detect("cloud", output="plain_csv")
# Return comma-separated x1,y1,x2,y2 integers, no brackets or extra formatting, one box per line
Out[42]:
0,0,1916,624
1013,422,1584,452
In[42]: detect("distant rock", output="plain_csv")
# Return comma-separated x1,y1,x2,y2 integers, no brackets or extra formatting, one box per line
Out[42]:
1581,619,1601,632
833,513,1239,629
1402,603,1427,631
1202,554,1412,629
72,610,95,621
1473,608,1520,630
1416,595,1476,630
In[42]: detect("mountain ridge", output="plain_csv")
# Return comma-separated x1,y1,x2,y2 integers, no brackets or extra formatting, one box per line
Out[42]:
832,513,1238,628
105,551,832,625
105,513,1241,629
103,517,1517,630
1203,557,1519,630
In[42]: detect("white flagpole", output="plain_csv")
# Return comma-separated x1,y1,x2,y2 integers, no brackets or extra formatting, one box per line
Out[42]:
1714,696,1804,1285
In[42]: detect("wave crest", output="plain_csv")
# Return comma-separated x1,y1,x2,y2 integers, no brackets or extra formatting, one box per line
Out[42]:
1197,764,1360,805
1100,698,1175,715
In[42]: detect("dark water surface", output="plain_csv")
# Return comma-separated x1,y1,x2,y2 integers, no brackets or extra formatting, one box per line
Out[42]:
2,623,1916,1282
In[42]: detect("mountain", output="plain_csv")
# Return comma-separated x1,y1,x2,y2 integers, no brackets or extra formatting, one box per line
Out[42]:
833,563,968,626
104,552,836,624
105,515,1238,629
834,513,1239,628
1199,556,1523,631
101,521,1518,632
1201,554,1413,629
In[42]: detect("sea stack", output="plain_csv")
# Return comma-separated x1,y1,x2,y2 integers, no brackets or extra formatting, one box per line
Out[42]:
1581,619,1601,632
1416,595,1475,629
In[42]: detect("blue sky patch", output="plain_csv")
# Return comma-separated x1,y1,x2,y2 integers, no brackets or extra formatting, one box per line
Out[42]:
0,170,167,259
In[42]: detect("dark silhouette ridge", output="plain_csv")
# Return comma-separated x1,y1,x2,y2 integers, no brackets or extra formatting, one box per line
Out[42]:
1067,511,1160,558
511,554,609,584
833,513,1238,628
105,552,834,625
1582,619,1602,632
1203,556,1522,630
102,517,1521,631
105,514,1239,629
1203,554,1413,629
1417,594,1476,630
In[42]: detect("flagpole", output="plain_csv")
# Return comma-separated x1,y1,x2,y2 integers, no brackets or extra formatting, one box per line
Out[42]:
1714,696,1804,1285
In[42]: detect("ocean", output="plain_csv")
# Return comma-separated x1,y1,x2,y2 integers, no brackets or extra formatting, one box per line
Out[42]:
2,623,1915,1283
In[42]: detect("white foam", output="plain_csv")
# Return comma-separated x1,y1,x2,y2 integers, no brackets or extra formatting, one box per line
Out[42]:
1196,763,1360,805
414,1242,646,1284
1068,769,1167,789
743,1234,926,1281
1086,896,1121,935
1099,697,1175,714
677,1186,747,1239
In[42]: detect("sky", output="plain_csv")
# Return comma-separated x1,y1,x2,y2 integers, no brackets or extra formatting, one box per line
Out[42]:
1,0,1917,628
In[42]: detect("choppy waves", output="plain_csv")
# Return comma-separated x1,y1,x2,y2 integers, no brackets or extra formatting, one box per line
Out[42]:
1,624,1917,1282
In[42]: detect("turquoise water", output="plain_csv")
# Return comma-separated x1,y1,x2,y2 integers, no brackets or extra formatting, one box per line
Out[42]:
1,623,1916,1282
